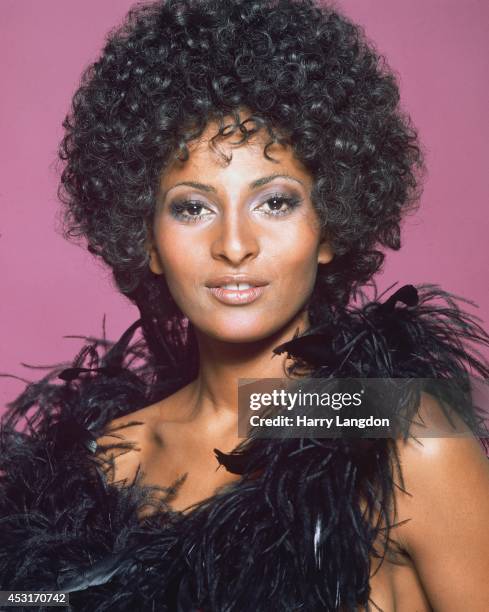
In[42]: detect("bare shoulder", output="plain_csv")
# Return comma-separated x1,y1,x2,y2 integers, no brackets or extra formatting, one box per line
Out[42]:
391,392,489,609
395,391,488,494
394,391,489,519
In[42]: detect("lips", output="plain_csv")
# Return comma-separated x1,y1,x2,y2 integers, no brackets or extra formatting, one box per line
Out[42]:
207,285,268,305
205,274,269,289
205,274,269,305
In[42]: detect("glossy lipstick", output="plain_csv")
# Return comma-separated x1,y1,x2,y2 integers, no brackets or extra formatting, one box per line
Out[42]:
208,285,267,305
205,274,269,305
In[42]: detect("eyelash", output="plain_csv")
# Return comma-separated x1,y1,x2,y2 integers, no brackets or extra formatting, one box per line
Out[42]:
169,193,302,224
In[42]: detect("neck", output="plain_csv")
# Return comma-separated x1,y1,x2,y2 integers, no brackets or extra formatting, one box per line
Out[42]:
182,308,310,431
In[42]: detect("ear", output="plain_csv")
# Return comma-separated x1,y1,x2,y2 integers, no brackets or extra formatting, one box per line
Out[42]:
317,238,334,265
145,227,164,275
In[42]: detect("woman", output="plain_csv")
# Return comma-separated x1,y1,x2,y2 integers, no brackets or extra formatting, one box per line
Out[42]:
1,0,489,610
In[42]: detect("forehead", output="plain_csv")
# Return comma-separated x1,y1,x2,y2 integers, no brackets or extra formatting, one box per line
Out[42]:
160,121,313,190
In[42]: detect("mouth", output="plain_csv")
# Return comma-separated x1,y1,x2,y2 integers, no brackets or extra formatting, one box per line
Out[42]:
207,283,269,305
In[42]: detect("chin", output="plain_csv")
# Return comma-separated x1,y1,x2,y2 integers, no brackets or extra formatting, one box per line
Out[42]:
197,314,297,345
216,330,275,344
205,325,272,344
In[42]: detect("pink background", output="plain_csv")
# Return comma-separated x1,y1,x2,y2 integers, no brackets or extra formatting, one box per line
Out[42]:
1,0,488,407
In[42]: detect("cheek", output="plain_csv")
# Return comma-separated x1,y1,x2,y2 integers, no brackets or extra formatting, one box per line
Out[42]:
155,217,206,263
281,253,319,295
156,247,196,318
155,235,203,295
277,228,320,280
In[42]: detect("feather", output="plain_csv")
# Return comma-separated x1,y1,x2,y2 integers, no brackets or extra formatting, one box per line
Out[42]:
1,283,488,610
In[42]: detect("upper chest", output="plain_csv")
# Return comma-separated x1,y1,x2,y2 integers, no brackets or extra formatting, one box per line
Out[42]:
106,414,243,514
101,413,431,610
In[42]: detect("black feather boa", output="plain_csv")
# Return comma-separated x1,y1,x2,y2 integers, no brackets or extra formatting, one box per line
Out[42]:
1,284,488,611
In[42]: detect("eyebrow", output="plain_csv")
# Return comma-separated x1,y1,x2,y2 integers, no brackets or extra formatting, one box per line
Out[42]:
164,173,304,196
250,173,304,189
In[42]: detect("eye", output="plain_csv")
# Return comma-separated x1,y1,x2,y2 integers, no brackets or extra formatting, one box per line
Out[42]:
256,193,301,217
169,200,214,223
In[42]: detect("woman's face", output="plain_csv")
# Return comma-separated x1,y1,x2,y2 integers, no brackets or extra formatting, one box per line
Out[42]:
149,120,333,344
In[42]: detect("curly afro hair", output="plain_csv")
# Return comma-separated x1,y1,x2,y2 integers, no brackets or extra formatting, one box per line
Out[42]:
58,0,424,375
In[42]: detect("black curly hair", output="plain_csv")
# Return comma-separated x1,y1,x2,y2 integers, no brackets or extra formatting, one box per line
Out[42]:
58,0,423,380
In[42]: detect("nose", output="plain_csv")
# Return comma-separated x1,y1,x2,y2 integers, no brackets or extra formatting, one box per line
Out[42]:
210,208,260,266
